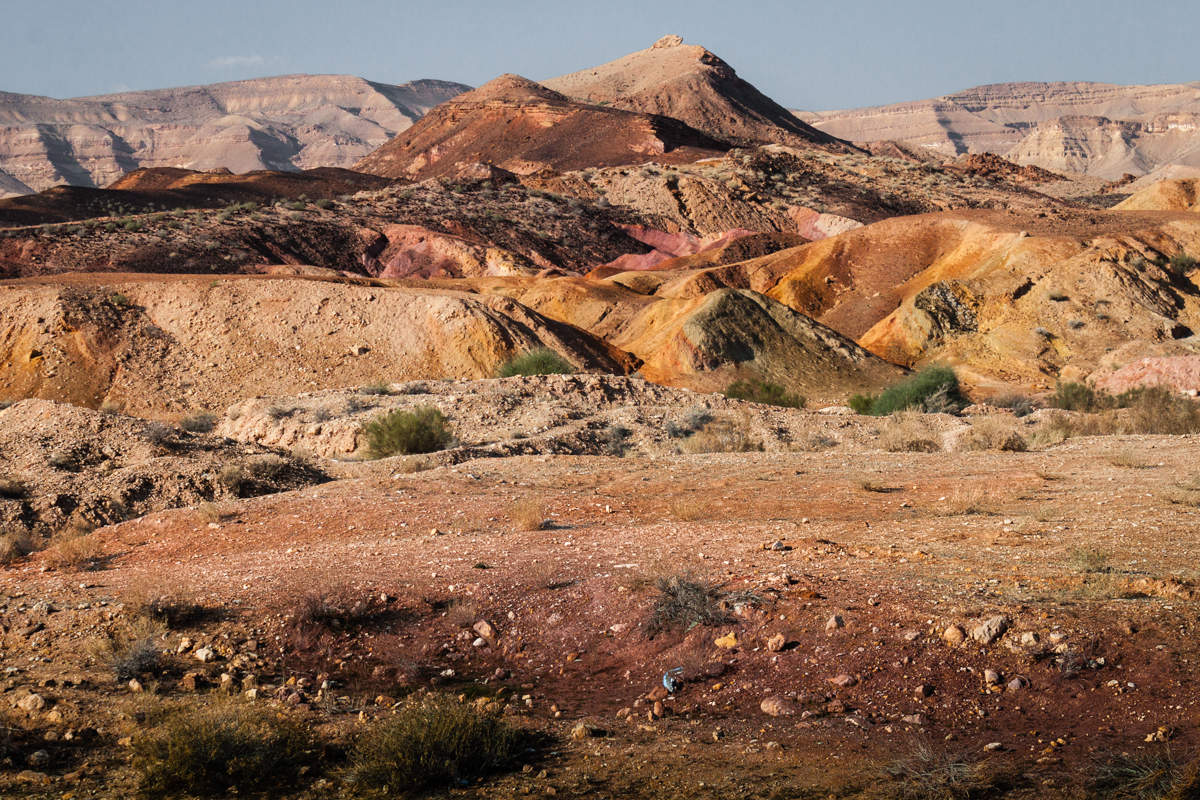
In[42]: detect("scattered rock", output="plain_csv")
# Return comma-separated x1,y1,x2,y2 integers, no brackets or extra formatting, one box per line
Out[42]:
1007,676,1029,691
915,684,935,699
1019,632,1040,647
900,714,925,725
983,669,1001,685
943,625,966,646
128,678,143,693
760,696,794,717
714,631,738,649
971,616,1009,645
983,742,1004,752
180,672,205,692
766,633,787,652
829,673,858,688
26,750,50,768
570,722,604,740
193,646,216,663
825,614,844,633
17,693,45,713
472,619,497,641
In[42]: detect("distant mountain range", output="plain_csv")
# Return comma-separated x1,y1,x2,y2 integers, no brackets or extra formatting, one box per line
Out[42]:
797,81,1200,180
0,75,468,197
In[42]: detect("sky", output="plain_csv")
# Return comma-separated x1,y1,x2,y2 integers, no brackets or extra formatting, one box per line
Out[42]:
2,0,1197,110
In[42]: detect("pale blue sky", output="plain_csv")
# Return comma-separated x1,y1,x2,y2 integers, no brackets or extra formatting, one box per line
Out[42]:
3,0,1197,109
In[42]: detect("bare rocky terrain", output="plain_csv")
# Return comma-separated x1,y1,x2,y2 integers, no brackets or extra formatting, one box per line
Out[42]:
0,75,468,196
799,80,1200,180
2,34,1200,800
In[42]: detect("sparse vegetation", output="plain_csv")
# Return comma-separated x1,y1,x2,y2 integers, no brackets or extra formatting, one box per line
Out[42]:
497,347,576,377
178,412,217,433
853,367,967,416
360,406,453,458
1086,748,1200,800
677,417,761,454
90,617,163,681
1069,547,1113,574
722,378,804,408
873,741,1012,800
0,530,33,565
508,499,548,531
132,702,317,797
879,412,942,453
647,575,738,634
358,381,393,396
992,393,1036,417
346,694,523,796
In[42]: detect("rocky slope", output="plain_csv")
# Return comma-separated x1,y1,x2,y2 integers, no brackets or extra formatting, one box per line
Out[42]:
0,75,468,196
545,35,846,150
0,399,326,539
1115,177,1200,212
353,74,728,180
799,81,1200,179
0,275,634,417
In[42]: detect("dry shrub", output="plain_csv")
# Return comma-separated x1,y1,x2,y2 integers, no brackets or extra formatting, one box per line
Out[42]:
872,740,1013,800
958,417,1028,452
123,577,214,627
197,501,236,523
508,499,548,531
291,588,390,633
879,412,941,453
647,575,759,635
346,694,523,795
678,417,762,454
936,486,995,516
1086,747,1200,800
89,617,164,681
1108,449,1156,469
0,530,33,565
132,702,317,797
670,497,708,522
42,530,103,571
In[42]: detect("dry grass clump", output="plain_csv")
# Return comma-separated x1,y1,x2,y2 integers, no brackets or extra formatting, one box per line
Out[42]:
879,412,941,453
346,694,523,795
1068,547,1113,574
1085,748,1200,800
647,575,758,635
871,740,1013,800
1107,449,1157,469
935,486,996,516
89,617,164,681
0,530,33,565
132,702,317,797
670,497,709,522
41,531,104,571
677,417,762,454
958,417,1028,452
124,578,215,628
178,412,217,433
508,499,548,531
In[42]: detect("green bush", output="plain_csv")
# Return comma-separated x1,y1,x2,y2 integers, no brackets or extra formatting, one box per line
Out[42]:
497,348,576,377
132,703,317,797
722,379,804,408
360,406,453,458
1051,381,1102,411
854,367,967,416
346,695,522,795
848,394,876,415
1168,253,1199,277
